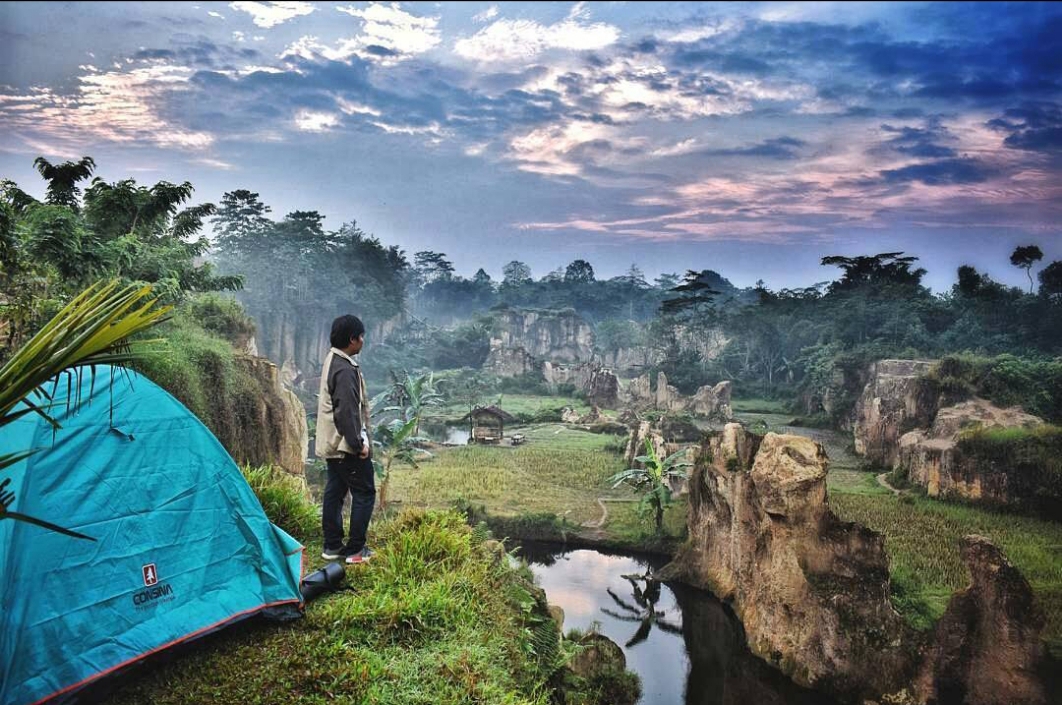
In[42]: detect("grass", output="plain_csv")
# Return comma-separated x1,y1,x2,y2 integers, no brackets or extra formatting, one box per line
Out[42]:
424,395,592,424
730,397,790,414
830,484,1062,653
106,510,560,705
388,422,686,544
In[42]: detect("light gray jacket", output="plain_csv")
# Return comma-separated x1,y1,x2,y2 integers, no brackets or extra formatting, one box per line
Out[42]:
315,347,372,459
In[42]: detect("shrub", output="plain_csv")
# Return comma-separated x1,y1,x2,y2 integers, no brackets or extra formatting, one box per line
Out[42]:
240,464,318,540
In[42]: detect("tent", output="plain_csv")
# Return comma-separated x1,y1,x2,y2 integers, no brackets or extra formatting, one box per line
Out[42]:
0,365,304,705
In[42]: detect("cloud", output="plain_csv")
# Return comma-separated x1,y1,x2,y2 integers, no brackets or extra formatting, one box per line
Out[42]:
454,3,620,63
473,5,498,24
229,1,316,29
335,3,441,57
0,64,213,151
989,103,1062,153
294,109,340,132
880,158,994,186
281,3,440,64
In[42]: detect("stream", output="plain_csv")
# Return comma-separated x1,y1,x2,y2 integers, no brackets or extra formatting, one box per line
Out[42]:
516,541,837,705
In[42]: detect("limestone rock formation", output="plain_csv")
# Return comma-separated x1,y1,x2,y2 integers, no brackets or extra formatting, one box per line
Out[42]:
621,372,733,420
662,425,915,700
617,408,641,427
587,368,620,408
853,359,938,466
690,380,733,420
898,399,1044,503
576,405,606,425
233,355,308,475
624,421,667,470
489,307,594,362
915,535,1048,705
542,360,593,392
483,344,538,378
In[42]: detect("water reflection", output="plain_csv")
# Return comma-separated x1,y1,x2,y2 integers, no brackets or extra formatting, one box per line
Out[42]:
516,542,835,705
419,421,470,445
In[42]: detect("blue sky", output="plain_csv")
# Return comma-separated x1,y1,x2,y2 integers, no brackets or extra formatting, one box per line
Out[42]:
2,1,1061,292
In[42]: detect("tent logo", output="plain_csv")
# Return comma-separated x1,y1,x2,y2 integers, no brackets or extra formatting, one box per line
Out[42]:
143,564,158,587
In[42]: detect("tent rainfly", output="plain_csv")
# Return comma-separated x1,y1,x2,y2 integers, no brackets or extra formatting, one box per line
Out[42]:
0,366,304,705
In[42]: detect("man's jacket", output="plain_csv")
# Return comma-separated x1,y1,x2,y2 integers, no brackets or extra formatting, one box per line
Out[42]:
316,347,372,459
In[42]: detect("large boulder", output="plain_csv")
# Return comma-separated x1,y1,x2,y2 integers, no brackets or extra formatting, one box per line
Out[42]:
588,368,620,408
690,380,733,420
915,535,1048,705
898,399,1044,503
623,373,653,408
624,421,667,470
853,359,938,466
234,355,308,475
662,425,915,701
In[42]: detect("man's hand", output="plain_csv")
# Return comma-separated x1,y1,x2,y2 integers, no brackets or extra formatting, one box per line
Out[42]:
358,444,370,459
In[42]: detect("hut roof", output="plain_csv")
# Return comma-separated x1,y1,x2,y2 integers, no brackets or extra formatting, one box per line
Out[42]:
463,405,517,422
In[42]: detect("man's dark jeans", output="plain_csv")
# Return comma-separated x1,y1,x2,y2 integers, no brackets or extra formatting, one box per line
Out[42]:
322,453,375,555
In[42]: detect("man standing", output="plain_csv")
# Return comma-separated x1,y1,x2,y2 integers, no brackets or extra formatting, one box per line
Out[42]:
316,314,375,564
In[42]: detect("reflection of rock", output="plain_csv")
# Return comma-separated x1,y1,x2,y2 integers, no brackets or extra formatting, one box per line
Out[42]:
663,425,914,701
588,368,620,408
898,399,1044,503
563,632,640,705
669,581,838,705
852,359,938,466
916,535,1048,705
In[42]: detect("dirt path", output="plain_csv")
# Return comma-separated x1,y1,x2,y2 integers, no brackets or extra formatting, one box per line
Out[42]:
582,497,639,528
877,472,902,496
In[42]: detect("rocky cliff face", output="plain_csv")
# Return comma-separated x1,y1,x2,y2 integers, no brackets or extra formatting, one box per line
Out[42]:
898,399,1044,503
662,425,915,701
853,359,938,466
663,424,1054,704
621,372,733,420
232,356,309,475
915,535,1049,705
490,308,594,362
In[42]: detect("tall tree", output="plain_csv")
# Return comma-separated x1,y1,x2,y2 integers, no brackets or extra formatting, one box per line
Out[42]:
1010,245,1044,293
502,260,532,285
564,258,595,283
32,156,95,212
1039,261,1062,302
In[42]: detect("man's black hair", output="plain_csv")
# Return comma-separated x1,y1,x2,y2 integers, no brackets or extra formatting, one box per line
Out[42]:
330,314,365,348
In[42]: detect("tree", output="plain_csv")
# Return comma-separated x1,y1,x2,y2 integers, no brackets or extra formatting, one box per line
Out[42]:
608,439,691,534
33,156,96,211
564,259,595,283
1039,261,1062,302
821,252,926,291
1010,245,1044,293
502,260,532,286
414,251,455,284
1,280,170,539
660,269,720,317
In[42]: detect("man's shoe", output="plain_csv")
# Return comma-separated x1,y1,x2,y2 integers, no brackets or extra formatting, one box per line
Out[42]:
345,547,374,565
322,548,344,561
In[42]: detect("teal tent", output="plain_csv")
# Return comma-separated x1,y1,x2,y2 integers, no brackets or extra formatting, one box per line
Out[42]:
0,366,304,705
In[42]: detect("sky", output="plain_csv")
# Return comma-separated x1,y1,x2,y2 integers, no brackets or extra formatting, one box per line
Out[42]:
2,1,1061,293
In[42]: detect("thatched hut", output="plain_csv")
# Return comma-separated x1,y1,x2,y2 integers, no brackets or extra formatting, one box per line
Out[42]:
464,405,516,444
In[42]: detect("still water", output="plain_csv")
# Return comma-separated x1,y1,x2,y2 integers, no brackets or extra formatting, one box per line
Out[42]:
516,542,835,705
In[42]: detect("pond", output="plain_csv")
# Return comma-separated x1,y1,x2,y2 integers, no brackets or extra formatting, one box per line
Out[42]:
516,542,835,705
419,421,471,445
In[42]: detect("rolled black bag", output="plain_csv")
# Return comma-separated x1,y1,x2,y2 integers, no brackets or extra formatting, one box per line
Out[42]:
300,562,346,602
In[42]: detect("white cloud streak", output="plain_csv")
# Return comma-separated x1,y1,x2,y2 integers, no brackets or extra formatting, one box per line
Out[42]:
229,1,316,29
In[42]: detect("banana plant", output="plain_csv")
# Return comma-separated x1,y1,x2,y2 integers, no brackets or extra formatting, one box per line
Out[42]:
607,438,691,534
0,280,170,540
370,415,432,511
